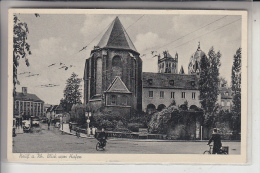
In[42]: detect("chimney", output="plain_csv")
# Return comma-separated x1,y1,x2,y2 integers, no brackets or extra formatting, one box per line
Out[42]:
22,87,27,95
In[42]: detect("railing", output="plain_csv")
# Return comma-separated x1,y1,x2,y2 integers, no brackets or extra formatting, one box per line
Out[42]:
105,131,165,139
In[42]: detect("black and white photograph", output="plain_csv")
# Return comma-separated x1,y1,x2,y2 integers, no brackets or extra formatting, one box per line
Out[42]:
8,9,247,163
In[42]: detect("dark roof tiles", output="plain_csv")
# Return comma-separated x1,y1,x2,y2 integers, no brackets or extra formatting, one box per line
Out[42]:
16,92,44,102
97,17,137,52
143,72,198,90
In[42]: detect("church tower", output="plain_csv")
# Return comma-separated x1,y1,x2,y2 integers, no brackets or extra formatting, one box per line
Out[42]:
84,17,142,113
158,50,178,74
188,42,206,76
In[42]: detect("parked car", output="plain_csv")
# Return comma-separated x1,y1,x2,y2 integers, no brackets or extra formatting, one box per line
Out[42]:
31,117,40,126
22,120,31,132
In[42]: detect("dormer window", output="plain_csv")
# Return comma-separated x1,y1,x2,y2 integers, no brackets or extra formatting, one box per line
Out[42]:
147,79,153,85
169,80,174,86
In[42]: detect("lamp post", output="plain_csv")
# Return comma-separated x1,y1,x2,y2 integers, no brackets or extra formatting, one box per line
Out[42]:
85,111,91,137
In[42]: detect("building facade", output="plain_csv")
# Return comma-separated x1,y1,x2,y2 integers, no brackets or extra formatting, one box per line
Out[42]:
84,17,204,115
142,72,200,113
14,87,44,118
83,17,143,114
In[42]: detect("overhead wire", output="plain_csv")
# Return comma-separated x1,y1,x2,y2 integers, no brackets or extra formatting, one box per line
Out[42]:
106,14,145,45
142,15,229,53
172,17,241,50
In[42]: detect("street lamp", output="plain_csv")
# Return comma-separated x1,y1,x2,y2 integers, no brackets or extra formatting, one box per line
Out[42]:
85,111,91,137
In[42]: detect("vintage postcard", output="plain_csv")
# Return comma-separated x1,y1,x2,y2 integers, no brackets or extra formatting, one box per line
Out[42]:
8,9,247,163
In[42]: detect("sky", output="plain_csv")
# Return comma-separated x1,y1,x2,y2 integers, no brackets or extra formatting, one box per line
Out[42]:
15,13,242,105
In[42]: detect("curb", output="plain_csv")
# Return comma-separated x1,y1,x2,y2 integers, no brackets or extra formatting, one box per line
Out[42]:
107,138,241,142
60,130,94,139
60,129,240,142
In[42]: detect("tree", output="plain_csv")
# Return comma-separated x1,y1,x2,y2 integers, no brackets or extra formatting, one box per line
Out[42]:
13,15,31,98
231,48,241,132
63,72,82,112
199,47,221,118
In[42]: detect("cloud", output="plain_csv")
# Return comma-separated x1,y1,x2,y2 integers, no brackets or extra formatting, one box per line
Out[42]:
134,32,166,53
80,15,115,44
134,32,166,72
17,37,84,104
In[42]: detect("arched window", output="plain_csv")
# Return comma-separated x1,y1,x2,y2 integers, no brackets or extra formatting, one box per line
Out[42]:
96,57,102,94
133,59,137,97
112,56,122,79
111,95,117,105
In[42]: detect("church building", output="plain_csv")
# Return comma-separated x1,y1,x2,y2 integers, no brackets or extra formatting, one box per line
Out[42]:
83,17,143,115
84,16,203,116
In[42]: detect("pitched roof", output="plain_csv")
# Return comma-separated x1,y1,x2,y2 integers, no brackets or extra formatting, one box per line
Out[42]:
143,72,198,90
105,76,131,93
16,92,44,102
97,17,137,52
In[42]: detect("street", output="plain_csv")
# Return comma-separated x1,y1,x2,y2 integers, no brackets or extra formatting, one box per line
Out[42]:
13,123,241,154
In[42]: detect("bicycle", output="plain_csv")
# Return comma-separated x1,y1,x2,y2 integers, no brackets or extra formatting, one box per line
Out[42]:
203,144,228,154
96,138,107,151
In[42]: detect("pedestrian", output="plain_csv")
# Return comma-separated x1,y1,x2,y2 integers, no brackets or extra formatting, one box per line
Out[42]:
207,128,222,154
47,119,50,130
16,119,18,128
69,122,72,133
92,126,96,136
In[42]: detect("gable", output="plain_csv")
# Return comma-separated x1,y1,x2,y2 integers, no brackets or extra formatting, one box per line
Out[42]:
105,76,131,93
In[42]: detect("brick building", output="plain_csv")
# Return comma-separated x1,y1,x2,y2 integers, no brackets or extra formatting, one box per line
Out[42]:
83,17,142,114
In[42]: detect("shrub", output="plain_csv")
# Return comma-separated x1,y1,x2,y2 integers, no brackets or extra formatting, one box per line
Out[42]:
127,123,141,132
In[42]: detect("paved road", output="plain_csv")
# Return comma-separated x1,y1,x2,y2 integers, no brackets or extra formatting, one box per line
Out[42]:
13,123,241,154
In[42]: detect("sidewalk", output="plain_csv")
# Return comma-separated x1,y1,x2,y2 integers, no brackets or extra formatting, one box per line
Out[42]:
59,124,240,142
60,123,94,138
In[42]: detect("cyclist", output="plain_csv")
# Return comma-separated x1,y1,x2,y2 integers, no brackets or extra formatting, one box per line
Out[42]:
97,128,107,147
207,128,222,154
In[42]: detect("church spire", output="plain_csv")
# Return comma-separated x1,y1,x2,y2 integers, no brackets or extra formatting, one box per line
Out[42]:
97,17,137,52
197,41,201,50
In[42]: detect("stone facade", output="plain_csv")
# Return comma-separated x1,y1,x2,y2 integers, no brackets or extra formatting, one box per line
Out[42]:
84,17,142,113
158,51,178,74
